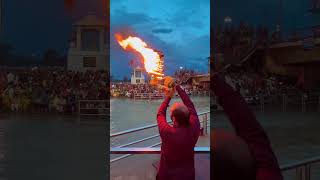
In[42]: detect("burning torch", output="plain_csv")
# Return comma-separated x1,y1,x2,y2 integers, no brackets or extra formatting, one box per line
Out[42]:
149,50,167,90
115,34,173,90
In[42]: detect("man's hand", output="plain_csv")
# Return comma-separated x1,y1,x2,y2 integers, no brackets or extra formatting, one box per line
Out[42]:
163,86,175,98
164,76,175,88
150,78,159,86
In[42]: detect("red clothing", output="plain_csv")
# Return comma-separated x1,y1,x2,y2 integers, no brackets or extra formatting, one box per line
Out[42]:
212,75,283,180
157,85,200,180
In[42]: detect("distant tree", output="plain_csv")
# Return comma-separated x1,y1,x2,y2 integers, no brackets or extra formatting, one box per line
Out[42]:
109,75,116,82
123,76,129,82
0,43,14,65
43,49,60,66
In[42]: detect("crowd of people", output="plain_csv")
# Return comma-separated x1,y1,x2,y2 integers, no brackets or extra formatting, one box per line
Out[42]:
0,69,108,113
110,83,209,98
0,67,210,113
222,67,303,106
173,69,198,84
212,68,306,107
0,66,303,113
111,83,159,98
111,69,209,98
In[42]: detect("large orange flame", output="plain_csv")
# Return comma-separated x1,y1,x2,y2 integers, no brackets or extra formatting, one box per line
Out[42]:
115,34,164,78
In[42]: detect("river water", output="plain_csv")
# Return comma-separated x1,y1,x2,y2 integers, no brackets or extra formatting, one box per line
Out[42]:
0,96,319,179
110,97,320,179
0,114,108,180
110,97,210,133
110,97,210,149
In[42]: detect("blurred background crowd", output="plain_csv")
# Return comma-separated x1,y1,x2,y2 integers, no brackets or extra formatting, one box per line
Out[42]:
0,68,108,113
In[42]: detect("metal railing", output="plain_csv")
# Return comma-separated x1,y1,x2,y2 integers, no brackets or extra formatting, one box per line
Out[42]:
110,111,210,163
133,93,164,100
232,93,320,113
111,111,210,138
111,147,320,180
111,147,210,154
191,91,210,96
78,100,108,116
280,156,320,180
110,146,320,180
281,93,320,112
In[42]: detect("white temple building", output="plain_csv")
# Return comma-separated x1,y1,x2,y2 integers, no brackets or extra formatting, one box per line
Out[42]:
131,66,145,84
67,14,107,71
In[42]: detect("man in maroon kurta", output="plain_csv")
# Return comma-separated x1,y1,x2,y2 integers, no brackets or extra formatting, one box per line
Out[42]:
212,74,283,180
156,84,200,180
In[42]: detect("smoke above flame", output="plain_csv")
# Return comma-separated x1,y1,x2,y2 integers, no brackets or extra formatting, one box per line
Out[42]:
115,33,164,78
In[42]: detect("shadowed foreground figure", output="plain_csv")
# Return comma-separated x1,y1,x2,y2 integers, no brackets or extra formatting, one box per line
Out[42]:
156,78,200,180
211,74,283,180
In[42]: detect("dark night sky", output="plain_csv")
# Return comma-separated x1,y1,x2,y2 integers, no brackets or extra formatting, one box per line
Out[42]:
110,0,210,79
1,0,105,57
212,0,320,32
1,0,319,77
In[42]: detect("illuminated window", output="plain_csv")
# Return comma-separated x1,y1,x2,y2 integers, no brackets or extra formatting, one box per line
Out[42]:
83,57,96,67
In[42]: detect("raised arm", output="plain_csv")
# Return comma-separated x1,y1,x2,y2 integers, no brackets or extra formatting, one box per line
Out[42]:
157,96,172,137
212,75,282,180
175,85,200,135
